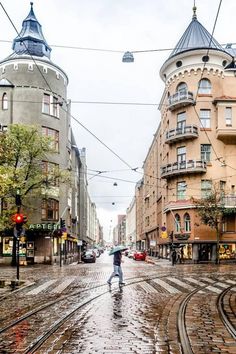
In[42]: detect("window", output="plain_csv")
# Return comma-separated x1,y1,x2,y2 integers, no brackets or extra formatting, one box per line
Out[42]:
177,146,186,167
52,96,58,117
201,144,211,162
184,213,191,232
41,198,59,220
2,93,8,110
177,112,186,132
42,161,59,186
201,180,212,198
200,109,211,128
225,107,232,126
175,214,181,232
177,181,186,200
176,82,187,93
42,127,59,152
42,93,59,117
198,79,211,94
42,94,50,114
220,180,226,198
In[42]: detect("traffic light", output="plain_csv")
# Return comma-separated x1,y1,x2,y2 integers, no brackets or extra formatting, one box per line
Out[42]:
60,218,66,228
12,213,24,231
12,213,27,231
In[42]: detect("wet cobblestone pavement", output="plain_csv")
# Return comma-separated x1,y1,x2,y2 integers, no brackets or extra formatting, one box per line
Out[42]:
0,253,235,353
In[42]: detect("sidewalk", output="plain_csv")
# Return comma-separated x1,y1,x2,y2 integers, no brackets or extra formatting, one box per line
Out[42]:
145,256,171,266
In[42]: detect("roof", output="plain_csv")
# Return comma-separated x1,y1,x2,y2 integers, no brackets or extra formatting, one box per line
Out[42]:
12,2,51,59
169,6,226,59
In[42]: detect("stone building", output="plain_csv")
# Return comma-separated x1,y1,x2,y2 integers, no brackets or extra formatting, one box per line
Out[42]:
126,197,136,248
0,3,90,264
137,6,236,262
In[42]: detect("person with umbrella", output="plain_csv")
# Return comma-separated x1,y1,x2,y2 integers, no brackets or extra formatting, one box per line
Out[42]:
107,245,127,286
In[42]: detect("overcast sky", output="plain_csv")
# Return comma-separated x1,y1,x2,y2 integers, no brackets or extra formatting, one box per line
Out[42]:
0,0,235,240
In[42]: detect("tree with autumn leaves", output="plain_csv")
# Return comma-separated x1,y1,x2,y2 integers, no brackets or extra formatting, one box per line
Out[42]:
193,182,235,264
0,124,68,231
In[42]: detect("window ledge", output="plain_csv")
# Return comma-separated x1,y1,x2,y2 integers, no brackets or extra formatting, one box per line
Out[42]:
42,112,59,120
200,128,211,131
198,94,212,97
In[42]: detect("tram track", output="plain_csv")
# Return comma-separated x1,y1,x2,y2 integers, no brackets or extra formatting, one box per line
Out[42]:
217,284,236,340
177,284,236,354
0,272,167,335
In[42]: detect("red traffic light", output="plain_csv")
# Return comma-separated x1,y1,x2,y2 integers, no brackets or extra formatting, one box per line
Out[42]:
12,213,24,224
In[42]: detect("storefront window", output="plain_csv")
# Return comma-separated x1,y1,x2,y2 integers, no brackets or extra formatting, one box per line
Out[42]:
3,237,13,255
219,244,236,259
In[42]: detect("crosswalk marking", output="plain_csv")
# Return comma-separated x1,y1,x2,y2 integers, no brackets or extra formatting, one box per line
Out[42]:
184,277,206,287
152,279,180,294
218,278,236,285
167,277,195,291
204,285,222,294
27,279,58,295
215,282,230,289
139,282,158,293
201,277,215,284
51,277,76,294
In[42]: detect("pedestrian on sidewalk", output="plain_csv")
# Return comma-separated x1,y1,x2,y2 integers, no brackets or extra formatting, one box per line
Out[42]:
171,249,177,266
107,249,125,286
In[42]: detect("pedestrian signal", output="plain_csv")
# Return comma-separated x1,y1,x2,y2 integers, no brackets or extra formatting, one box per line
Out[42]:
60,218,66,228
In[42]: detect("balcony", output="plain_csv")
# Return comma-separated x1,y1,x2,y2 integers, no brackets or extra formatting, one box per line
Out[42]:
222,195,236,207
161,159,207,179
168,91,195,111
216,127,236,144
165,125,199,144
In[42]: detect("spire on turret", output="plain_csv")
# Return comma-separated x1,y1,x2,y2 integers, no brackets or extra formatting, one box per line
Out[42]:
168,4,225,59
192,4,197,20
12,2,51,59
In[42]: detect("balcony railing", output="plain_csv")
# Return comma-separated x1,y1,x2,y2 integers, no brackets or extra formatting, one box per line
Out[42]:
222,195,236,207
161,159,207,179
168,91,195,111
165,125,198,144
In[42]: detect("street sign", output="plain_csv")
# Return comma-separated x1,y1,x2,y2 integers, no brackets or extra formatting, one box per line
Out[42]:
77,240,82,246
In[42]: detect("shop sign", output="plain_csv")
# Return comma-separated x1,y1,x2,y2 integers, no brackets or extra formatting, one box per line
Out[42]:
77,240,83,246
150,240,156,247
29,223,59,231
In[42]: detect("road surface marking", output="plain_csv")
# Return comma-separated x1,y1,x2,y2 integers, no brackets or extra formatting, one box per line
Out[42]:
152,279,180,294
27,279,58,295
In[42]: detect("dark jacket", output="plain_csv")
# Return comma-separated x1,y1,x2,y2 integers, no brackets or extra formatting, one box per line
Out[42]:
113,251,122,266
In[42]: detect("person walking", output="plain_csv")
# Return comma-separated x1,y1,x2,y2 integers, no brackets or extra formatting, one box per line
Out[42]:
107,250,125,286
171,249,177,266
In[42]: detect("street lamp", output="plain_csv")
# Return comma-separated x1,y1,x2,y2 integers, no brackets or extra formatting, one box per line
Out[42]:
122,51,134,63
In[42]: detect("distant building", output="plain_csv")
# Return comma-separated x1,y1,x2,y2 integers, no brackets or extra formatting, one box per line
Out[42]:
126,197,136,248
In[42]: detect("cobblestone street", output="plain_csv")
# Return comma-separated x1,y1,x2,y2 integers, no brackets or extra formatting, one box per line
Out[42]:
0,253,236,353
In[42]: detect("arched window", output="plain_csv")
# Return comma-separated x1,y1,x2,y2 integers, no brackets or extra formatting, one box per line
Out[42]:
175,214,181,232
198,79,211,94
176,82,187,93
184,213,191,232
2,93,8,110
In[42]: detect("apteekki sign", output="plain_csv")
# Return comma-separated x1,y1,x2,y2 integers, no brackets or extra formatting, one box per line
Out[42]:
29,223,59,230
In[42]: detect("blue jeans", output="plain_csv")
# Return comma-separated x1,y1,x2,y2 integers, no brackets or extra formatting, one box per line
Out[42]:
108,264,123,283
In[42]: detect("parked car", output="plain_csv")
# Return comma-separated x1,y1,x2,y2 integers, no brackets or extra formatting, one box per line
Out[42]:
128,250,136,258
82,250,96,263
93,248,100,258
133,250,146,261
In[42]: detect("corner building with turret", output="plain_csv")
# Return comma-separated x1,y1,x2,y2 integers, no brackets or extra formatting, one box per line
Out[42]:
138,7,236,262
0,3,90,264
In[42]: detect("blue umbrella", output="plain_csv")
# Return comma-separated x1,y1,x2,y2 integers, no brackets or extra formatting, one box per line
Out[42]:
109,245,128,255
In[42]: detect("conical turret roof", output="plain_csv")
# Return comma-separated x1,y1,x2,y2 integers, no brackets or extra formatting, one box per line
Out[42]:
169,6,225,59
12,2,51,59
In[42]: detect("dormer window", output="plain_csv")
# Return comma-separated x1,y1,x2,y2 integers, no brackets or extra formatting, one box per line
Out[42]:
2,93,8,110
198,79,211,94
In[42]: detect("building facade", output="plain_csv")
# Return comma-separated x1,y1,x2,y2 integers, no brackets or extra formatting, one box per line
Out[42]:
137,6,236,262
0,4,95,264
126,197,136,248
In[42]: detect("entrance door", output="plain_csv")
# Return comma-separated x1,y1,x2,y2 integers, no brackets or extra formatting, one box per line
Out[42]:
199,244,211,261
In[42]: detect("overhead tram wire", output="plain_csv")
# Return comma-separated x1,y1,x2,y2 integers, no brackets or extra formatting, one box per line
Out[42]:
0,3,135,172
